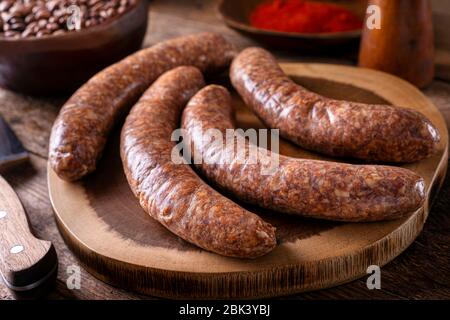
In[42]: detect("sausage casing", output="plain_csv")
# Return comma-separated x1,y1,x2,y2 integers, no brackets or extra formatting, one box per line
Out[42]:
50,32,236,181
181,85,426,222
121,67,276,258
230,47,440,163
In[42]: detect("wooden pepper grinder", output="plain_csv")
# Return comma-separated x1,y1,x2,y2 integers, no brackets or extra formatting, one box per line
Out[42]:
358,0,435,88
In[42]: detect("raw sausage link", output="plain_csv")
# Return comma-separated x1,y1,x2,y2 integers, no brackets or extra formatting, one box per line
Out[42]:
50,32,237,181
181,85,426,222
121,67,276,258
230,47,440,163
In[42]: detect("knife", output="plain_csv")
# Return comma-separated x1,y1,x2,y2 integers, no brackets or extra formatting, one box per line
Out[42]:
0,115,58,298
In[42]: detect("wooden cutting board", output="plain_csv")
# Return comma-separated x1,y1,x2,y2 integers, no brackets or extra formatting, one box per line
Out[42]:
48,63,448,299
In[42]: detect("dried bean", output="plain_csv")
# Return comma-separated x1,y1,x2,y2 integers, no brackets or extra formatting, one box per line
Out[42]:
1,0,137,38
24,14,35,23
34,9,51,20
52,29,66,35
46,22,58,31
0,1,13,12
4,30,19,37
10,22,26,31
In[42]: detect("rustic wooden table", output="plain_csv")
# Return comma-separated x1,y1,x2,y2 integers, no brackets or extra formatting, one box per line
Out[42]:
1,0,449,300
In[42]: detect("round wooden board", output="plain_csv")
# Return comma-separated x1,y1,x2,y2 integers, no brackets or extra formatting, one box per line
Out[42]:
48,63,449,299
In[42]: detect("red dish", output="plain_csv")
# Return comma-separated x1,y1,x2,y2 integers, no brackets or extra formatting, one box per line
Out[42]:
218,0,367,51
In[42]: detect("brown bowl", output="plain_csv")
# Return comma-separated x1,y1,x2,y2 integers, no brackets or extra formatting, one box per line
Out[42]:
218,0,367,51
0,0,148,96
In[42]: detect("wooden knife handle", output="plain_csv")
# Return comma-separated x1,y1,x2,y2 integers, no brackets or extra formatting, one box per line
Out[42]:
0,176,57,292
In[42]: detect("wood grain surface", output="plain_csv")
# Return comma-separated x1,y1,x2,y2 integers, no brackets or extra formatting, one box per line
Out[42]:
0,0,450,300
48,64,448,299
0,176,56,293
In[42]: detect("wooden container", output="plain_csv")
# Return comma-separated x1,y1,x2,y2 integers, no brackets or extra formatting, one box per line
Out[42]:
218,0,367,51
0,0,148,96
358,0,435,88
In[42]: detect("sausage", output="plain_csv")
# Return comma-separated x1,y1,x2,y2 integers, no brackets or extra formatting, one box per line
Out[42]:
230,47,440,163
120,67,276,258
181,85,426,222
50,32,237,181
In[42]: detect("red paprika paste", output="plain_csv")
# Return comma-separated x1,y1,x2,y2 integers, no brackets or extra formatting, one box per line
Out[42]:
250,0,363,34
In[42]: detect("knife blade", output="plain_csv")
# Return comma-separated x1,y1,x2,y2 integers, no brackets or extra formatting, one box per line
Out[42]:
0,115,58,298
0,116,29,171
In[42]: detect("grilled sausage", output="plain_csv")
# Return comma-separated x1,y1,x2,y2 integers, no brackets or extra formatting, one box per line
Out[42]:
230,47,440,163
121,67,276,258
50,32,237,181
181,85,426,222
